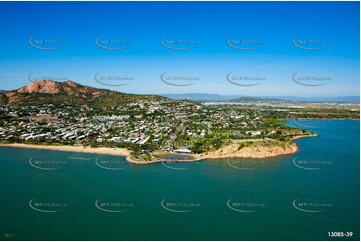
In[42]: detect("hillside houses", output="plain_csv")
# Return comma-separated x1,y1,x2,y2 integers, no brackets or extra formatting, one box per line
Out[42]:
0,99,275,151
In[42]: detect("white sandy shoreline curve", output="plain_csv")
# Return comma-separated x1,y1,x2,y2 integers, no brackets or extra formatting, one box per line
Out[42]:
0,134,318,165
0,143,130,157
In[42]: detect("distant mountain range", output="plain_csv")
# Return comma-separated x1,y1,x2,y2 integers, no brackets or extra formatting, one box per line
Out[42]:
161,93,241,102
0,80,166,107
1,83,358,107
229,97,288,103
161,93,360,103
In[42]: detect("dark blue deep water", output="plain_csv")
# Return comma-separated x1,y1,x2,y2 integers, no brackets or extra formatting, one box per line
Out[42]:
0,120,359,240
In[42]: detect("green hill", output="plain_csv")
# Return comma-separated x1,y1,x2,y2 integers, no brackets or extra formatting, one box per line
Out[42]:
0,80,166,108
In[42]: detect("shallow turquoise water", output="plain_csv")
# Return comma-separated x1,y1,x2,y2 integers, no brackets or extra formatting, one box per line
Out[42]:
0,120,359,240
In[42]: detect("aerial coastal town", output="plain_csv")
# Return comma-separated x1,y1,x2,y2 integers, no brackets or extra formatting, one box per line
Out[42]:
0,80,358,163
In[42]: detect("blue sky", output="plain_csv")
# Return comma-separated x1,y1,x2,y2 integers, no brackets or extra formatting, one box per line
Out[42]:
0,1,359,97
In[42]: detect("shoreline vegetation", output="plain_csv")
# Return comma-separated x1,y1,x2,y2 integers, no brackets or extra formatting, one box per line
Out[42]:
0,80,357,165
0,133,317,165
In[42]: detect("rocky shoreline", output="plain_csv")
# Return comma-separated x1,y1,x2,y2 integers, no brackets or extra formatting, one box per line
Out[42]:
0,134,318,165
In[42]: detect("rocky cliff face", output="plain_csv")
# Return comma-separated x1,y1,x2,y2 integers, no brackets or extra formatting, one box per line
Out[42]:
203,142,298,159
3,80,85,104
17,80,63,94
0,80,167,107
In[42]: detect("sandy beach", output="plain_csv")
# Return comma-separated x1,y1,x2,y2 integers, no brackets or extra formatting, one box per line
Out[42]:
0,134,318,165
0,143,131,157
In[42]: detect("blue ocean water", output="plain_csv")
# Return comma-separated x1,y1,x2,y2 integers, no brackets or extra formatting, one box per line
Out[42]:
0,120,359,240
